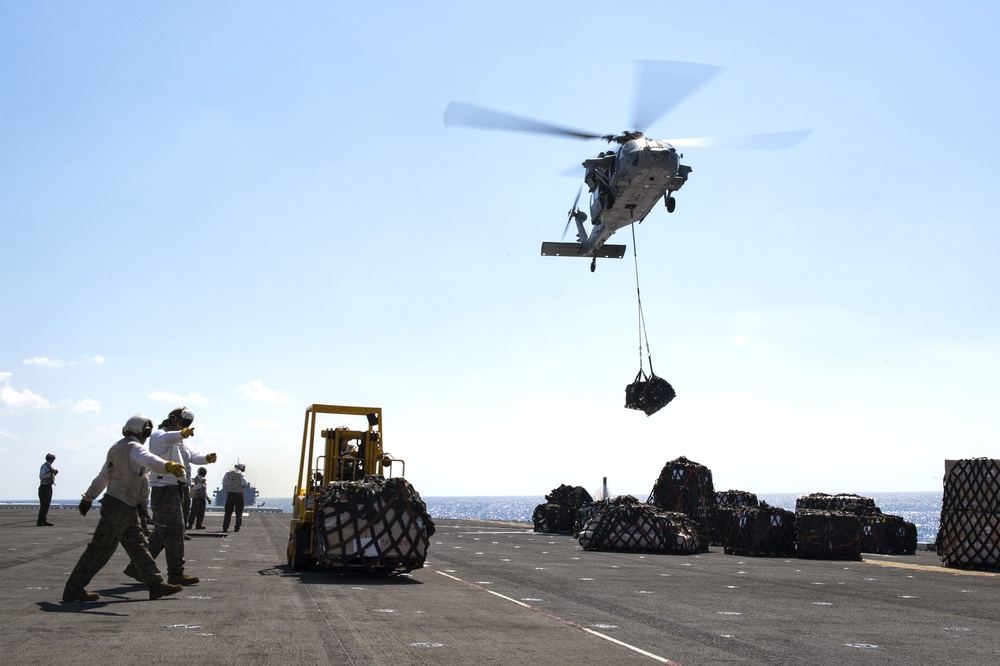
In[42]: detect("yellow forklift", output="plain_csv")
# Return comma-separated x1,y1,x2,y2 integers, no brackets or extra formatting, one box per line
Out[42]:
287,404,431,572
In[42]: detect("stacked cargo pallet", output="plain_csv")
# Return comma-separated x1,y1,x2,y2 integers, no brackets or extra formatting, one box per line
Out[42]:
938,458,1000,569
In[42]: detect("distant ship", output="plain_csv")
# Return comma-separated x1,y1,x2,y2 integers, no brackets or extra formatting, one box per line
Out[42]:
212,483,260,508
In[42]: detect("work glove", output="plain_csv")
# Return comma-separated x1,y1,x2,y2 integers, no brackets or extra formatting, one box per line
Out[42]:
180,427,195,438
164,461,185,477
205,452,217,463
79,499,92,516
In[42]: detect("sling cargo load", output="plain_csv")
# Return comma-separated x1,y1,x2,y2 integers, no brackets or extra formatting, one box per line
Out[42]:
287,404,434,574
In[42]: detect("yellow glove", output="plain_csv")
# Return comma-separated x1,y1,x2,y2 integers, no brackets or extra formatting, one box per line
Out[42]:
164,461,185,477
205,453,217,463
180,427,195,438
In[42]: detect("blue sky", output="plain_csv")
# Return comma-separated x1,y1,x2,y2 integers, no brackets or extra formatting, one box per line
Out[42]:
3,1,999,501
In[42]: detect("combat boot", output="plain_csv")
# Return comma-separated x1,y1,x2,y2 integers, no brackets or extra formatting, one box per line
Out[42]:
149,582,183,600
168,573,200,586
63,587,100,602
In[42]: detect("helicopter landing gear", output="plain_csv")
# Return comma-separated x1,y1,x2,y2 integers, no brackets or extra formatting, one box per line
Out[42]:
590,258,597,273
665,195,676,213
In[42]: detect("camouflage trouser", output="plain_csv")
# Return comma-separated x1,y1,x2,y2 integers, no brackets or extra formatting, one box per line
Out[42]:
65,495,164,593
147,484,186,577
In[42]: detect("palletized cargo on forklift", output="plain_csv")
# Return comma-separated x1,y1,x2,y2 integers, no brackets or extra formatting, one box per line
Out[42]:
287,404,434,573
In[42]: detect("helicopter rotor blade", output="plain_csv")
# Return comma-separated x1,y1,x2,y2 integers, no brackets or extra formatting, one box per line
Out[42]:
444,101,603,140
664,129,814,150
631,60,723,133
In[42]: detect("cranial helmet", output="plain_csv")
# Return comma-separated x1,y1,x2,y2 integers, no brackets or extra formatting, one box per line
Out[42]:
45,453,56,462
169,406,195,428
197,467,208,477
235,463,246,472
123,414,154,438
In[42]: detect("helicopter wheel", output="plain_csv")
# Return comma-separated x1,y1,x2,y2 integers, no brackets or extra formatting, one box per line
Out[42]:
666,195,676,213
590,258,596,273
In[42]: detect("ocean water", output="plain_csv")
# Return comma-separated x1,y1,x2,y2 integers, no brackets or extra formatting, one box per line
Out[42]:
259,490,943,543
14,491,942,543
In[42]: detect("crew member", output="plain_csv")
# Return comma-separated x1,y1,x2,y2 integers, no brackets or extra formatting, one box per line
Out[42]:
221,463,248,533
126,407,216,586
188,467,208,530
37,453,58,526
62,414,185,602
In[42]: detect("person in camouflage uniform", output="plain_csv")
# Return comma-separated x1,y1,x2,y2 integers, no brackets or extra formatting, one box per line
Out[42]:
62,415,187,603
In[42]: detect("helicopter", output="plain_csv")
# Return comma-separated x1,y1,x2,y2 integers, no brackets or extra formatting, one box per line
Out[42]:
444,60,812,272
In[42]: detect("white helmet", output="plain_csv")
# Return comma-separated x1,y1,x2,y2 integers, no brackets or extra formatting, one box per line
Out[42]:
235,463,246,472
123,414,153,438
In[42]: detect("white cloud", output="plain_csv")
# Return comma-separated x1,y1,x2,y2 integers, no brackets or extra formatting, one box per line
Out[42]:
238,380,290,404
23,356,64,367
148,391,208,405
0,372,51,410
0,430,16,442
249,419,281,431
81,355,106,365
70,398,101,415
731,334,752,346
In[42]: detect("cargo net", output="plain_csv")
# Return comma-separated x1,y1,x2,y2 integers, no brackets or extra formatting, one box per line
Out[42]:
313,476,435,573
938,458,1000,569
861,512,917,555
725,503,797,557
795,492,877,516
577,495,703,554
711,490,759,547
796,510,862,561
532,485,594,534
624,370,676,416
647,456,716,551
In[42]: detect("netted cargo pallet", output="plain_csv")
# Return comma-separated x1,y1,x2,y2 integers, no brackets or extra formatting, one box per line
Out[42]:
313,476,435,573
795,492,877,516
647,456,716,551
725,503,797,557
624,370,676,416
532,502,576,534
533,484,595,534
712,490,760,546
939,458,1000,569
578,497,703,554
796,510,862,560
860,512,917,555
716,489,759,508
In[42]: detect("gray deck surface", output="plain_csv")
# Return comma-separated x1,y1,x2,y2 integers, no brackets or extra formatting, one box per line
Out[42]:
2,508,997,665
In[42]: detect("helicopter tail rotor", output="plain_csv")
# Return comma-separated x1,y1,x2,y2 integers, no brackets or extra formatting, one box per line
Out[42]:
562,186,588,241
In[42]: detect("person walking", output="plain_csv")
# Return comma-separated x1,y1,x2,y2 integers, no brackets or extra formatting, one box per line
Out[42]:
187,467,208,530
127,407,215,586
37,453,58,526
62,414,186,602
221,463,248,533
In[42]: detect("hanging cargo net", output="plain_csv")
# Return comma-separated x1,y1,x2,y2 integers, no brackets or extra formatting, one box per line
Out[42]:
533,484,595,534
647,456,716,551
624,370,676,416
577,495,703,554
712,489,760,547
623,225,675,416
796,510,862,561
938,458,1000,569
725,503,797,557
313,476,435,573
860,512,917,555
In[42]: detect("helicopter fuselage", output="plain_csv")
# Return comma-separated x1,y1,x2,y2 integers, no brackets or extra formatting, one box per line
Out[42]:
582,137,691,253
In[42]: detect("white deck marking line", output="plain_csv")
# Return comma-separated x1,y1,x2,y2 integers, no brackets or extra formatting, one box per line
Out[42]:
433,569,680,665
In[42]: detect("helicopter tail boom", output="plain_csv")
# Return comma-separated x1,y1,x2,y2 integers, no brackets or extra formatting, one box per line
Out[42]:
541,242,627,259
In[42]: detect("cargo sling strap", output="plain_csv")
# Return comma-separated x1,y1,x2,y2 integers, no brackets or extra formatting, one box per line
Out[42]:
624,224,675,415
